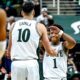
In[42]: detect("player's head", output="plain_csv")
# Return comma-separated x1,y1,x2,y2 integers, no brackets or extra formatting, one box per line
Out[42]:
50,24,64,44
21,2,35,17
0,8,7,41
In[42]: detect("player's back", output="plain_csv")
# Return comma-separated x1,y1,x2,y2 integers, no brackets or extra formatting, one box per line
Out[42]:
11,19,40,60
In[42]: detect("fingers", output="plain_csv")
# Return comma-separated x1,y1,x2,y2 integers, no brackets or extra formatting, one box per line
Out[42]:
49,26,61,34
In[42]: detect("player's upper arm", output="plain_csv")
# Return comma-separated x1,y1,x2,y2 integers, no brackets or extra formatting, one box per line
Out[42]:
8,22,15,52
61,32,76,49
63,40,76,50
37,23,56,56
37,23,49,43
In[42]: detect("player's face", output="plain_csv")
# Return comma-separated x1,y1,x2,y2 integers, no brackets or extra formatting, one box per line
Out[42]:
50,33,60,43
50,29,60,44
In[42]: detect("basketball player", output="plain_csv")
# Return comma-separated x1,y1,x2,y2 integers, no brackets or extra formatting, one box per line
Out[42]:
0,8,7,59
43,24,76,80
7,2,57,80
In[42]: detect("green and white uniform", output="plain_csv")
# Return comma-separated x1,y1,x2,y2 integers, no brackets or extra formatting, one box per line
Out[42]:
11,19,40,80
43,42,67,80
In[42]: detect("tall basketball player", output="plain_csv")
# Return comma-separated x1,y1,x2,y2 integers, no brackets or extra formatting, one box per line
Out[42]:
7,2,57,80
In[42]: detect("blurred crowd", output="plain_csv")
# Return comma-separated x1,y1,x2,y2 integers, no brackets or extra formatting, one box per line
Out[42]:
0,0,80,80
0,0,40,17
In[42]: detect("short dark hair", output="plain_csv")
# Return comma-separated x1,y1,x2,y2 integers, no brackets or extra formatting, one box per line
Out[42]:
52,24,64,31
22,2,35,14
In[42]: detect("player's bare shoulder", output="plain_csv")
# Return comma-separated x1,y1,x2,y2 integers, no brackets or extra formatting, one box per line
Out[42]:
0,8,7,41
0,8,7,25
37,23,47,37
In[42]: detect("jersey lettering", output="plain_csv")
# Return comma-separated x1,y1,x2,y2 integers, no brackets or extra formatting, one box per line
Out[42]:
17,28,30,42
57,50,63,57
53,59,57,68
19,22,31,26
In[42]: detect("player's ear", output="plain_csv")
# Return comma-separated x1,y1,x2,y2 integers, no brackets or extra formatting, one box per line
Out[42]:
21,10,24,17
32,9,35,17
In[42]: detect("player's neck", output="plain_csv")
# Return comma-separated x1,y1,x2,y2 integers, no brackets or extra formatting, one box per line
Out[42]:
23,15,33,20
51,41,60,46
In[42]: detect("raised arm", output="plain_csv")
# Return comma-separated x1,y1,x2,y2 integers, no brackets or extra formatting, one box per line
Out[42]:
50,26,76,49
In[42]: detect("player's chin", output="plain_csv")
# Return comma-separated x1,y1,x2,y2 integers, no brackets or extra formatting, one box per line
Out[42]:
51,37,57,42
